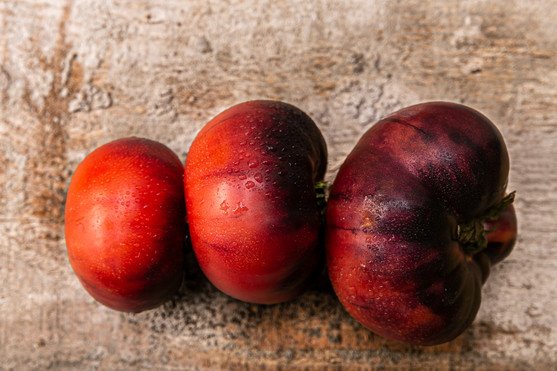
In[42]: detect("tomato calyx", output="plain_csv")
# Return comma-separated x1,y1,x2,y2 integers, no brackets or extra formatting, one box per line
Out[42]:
458,191,516,256
315,181,328,220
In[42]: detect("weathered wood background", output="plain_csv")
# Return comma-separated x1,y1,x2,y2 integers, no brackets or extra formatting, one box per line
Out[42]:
1,0,556,369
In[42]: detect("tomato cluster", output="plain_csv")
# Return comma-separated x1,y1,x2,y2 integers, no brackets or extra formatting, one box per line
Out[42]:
65,100,516,345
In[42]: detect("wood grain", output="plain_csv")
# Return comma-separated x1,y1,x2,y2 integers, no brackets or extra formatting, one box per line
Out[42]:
1,0,556,369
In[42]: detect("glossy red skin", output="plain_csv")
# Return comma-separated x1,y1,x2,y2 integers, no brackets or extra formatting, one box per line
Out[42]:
65,137,186,313
326,102,517,345
185,100,327,304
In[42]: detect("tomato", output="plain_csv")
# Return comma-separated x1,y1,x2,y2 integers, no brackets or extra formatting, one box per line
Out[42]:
65,137,186,312
326,102,517,345
184,100,327,304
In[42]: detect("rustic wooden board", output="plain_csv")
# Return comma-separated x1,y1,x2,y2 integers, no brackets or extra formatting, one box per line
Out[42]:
1,0,556,369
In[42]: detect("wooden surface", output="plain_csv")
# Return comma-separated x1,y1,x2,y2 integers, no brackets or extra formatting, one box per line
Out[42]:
1,0,557,369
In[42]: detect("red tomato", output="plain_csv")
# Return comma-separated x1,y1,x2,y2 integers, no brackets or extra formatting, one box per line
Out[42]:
185,100,327,304
65,137,186,312
326,102,517,345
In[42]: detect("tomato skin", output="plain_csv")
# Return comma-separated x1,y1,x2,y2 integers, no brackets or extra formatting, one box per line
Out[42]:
326,102,517,345
65,137,186,313
484,203,517,266
185,100,327,304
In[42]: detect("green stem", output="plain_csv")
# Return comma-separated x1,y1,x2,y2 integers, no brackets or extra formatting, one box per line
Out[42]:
458,191,516,256
315,181,328,219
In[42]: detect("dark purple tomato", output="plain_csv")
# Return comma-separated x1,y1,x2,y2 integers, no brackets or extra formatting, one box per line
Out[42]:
185,100,327,304
65,137,186,312
326,102,517,345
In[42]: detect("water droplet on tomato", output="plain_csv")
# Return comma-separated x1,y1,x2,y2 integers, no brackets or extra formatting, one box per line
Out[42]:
245,181,255,189
254,173,263,183
239,173,247,180
220,200,229,215
248,159,259,168
232,201,248,214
